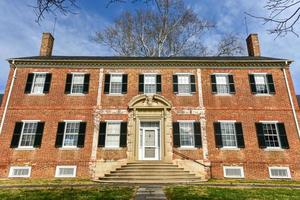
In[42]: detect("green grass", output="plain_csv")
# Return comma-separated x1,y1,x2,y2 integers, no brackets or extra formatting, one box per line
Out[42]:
165,186,300,200
0,186,135,200
0,178,95,186
207,179,300,185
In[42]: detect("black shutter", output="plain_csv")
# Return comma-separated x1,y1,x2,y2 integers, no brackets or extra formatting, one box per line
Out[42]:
173,75,178,93
249,74,257,94
10,122,23,148
25,73,34,94
194,122,202,148
83,74,90,94
43,74,52,93
120,122,128,147
77,122,87,148
173,122,180,147
33,122,45,148
214,122,223,148
98,122,106,147
211,75,217,93
104,74,110,94
65,74,73,94
255,123,266,148
228,75,236,94
235,122,245,148
156,75,162,93
277,123,289,149
55,122,65,148
190,75,196,93
139,75,144,93
267,74,276,94
122,74,128,94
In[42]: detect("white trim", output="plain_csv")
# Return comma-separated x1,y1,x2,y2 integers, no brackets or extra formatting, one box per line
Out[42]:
18,121,40,149
254,94,273,96
62,121,81,148
213,73,231,75
67,94,86,96
142,73,159,75
217,120,237,123
70,73,86,95
105,121,121,148
104,120,123,122
55,166,77,178
250,72,268,75
70,72,86,75
30,73,47,95
223,166,245,178
177,120,196,122
221,147,240,151
109,72,125,75
21,120,41,122
9,166,31,178
175,73,193,75
32,72,49,74
259,121,279,123
268,167,291,179
63,120,83,122
176,93,193,96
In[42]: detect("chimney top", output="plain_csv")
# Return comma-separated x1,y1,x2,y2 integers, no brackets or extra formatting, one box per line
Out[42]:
246,33,261,57
39,33,54,57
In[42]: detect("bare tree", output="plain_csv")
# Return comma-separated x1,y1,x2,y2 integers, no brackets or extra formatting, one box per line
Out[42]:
247,0,300,37
216,34,245,56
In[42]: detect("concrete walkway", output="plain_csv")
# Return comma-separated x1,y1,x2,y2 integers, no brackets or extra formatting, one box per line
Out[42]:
134,185,167,200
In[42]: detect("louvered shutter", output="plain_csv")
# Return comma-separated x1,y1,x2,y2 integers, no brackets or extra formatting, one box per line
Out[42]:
104,74,110,94
77,122,87,148
10,122,23,148
211,75,217,93
255,123,266,148
119,122,128,147
33,122,45,148
139,75,144,93
55,122,65,148
83,74,90,94
249,74,257,94
65,74,73,94
98,122,106,147
228,75,236,94
194,122,202,148
267,74,276,94
277,123,289,149
173,122,180,147
173,75,178,93
190,75,196,93
235,122,245,148
214,122,223,148
43,74,52,93
25,73,34,93
122,74,128,94
156,75,162,93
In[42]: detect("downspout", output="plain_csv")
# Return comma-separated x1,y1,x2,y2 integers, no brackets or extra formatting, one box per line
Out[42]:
0,60,17,134
282,62,300,138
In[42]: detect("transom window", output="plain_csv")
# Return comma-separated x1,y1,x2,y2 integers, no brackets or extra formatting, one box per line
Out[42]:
105,122,121,148
144,74,156,94
71,74,85,94
262,123,280,148
220,122,237,148
19,122,38,148
110,74,123,94
31,73,46,94
179,122,194,147
178,75,191,94
63,122,80,147
254,74,268,94
216,74,230,94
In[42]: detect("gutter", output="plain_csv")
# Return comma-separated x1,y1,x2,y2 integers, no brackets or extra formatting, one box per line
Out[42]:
0,60,17,134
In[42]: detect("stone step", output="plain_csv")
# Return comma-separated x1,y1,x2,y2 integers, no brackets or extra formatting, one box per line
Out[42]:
100,176,199,180
127,163,175,166
119,166,181,169
96,179,205,184
109,172,194,176
105,174,196,178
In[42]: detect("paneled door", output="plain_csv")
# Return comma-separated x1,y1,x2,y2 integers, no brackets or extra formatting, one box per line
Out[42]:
142,128,159,160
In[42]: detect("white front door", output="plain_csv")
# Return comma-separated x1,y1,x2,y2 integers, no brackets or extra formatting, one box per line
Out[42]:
141,128,159,160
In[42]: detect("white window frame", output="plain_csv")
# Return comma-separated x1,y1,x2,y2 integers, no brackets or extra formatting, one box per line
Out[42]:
18,120,40,149
62,120,82,148
176,73,192,95
55,166,77,178
178,120,195,148
109,73,123,95
30,72,48,95
268,167,291,179
143,73,157,94
223,166,245,178
214,73,231,95
105,121,122,148
70,73,86,95
252,73,270,95
218,120,238,149
259,121,281,149
9,166,32,178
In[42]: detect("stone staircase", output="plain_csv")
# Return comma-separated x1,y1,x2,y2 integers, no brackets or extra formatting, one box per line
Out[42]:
98,161,205,183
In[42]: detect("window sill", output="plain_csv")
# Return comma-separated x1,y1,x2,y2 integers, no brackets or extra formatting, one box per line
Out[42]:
177,147,197,150
254,94,274,97
176,94,194,96
106,94,125,96
220,147,240,151
59,147,80,150
100,147,125,150
27,93,46,96
67,94,86,96
214,94,234,96
264,148,284,152
15,148,36,151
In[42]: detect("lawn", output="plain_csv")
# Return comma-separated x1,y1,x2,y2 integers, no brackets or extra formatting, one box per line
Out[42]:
0,186,135,200
165,186,300,200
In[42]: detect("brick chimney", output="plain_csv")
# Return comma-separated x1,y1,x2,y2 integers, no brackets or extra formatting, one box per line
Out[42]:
246,33,261,57
39,33,54,57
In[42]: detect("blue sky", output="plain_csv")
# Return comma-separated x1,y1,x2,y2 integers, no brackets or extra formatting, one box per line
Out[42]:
0,0,299,94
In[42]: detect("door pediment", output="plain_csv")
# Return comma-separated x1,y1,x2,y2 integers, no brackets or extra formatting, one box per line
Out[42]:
128,94,172,110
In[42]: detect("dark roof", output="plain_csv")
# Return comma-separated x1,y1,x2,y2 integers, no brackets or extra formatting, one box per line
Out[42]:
9,56,289,62
0,94,3,106
297,95,300,107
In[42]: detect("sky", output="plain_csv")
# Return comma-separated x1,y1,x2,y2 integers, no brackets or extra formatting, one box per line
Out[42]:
0,0,299,94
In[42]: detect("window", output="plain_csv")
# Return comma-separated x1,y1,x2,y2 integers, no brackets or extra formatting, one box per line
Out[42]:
19,122,38,148
254,74,268,94
262,123,280,148
269,167,291,179
179,122,194,147
144,74,156,94
31,73,46,94
55,166,77,178
220,122,237,148
109,74,123,94
178,75,191,94
71,74,85,94
105,122,121,148
223,166,244,178
216,74,230,94
63,122,80,147
9,166,31,178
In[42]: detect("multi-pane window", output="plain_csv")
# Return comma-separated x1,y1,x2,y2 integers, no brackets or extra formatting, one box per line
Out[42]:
105,122,121,148
179,122,194,147
220,122,237,147
63,122,80,147
71,74,85,94
262,123,280,148
9,167,31,178
110,74,123,94
144,74,156,94
19,122,38,148
216,74,230,94
31,73,46,94
254,74,268,94
55,166,77,178
178,75,191,94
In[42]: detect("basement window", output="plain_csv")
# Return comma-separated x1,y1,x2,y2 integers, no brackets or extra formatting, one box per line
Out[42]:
55,166,77,178
9,166,31,178
223,166,244,178
269,167,291,179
